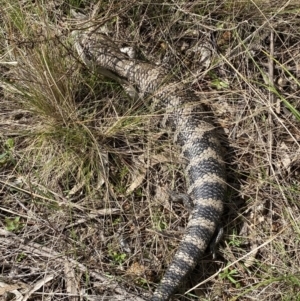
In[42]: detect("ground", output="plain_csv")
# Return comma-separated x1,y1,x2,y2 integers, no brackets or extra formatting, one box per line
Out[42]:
1,1,300,300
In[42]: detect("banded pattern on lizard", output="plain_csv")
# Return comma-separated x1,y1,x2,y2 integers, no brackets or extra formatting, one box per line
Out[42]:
73,29,226,301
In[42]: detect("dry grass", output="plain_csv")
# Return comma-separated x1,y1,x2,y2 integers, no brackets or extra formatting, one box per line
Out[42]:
1,0,300,300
